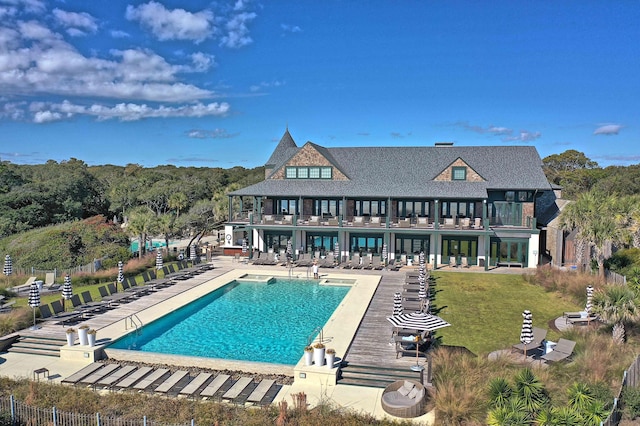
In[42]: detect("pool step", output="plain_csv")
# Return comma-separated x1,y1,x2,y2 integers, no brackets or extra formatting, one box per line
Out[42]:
7,334,66,357
338,363,428,388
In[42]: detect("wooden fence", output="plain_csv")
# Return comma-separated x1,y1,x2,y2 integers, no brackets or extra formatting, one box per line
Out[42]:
0,395,194,426
601,355,640,426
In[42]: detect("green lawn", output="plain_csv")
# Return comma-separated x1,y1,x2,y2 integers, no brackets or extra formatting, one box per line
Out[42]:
432,271,581,355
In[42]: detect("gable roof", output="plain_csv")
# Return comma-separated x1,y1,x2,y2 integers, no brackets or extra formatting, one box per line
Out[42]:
232,143,552,198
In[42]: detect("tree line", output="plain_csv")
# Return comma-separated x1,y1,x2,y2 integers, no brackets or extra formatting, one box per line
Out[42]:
0,159,263,268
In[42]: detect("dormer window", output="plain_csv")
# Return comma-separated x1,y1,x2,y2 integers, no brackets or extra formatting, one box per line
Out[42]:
452,166,467,181
285,166,332,179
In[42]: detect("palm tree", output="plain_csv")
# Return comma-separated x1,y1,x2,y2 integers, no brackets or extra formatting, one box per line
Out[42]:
126,206,156,259
592,284,640,344
560,190,630,278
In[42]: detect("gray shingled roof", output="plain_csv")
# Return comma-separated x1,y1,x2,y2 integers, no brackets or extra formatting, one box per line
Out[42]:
232,144,552,198
265,129,297,169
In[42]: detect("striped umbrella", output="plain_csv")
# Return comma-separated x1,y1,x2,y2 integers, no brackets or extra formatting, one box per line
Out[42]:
382,243,388,267
387,311,451,332
585,285,594,314
191,244,197,261
519,310,534,359
61,275,73,310
287,239,294,260
117,261,124,286
28,281,40,329
334,241,340,260
418,251,429,313
241,239,248,254
3,254,11,286
156,250,163,270
393,292,403,316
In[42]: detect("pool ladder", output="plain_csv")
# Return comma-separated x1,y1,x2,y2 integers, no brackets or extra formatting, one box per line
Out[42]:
307,326,323,346
125,314,143,336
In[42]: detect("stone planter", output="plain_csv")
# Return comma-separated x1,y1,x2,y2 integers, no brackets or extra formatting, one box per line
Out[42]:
77,326,89,346
313,345,325,366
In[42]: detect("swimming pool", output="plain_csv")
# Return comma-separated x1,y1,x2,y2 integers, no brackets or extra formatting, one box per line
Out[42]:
108,278,350,365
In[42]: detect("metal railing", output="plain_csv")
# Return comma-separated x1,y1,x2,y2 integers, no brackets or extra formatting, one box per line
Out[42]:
0,395,195,426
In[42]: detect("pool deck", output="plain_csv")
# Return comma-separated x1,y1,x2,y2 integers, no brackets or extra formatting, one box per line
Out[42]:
0,256,436,424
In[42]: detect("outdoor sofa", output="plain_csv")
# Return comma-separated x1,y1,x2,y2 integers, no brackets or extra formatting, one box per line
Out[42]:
381,379,427,418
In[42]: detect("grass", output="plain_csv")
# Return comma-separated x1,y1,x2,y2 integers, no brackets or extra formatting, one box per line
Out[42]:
432,271,581,355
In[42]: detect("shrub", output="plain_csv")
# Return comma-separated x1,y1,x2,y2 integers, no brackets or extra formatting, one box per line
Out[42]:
623,386,640,420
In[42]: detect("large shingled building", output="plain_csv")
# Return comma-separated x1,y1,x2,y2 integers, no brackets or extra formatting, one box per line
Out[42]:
222,129,553,269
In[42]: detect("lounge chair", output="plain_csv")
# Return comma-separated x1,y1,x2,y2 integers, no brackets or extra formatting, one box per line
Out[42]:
360,256,372,269
0,300,16,312
443,218,456,228
200,374,230,398
61,362,105,385
346,253,362,269
327,217,339,226
263,215,275,224
319,254,335,268
281,215,293,225
541,338,576,363
387,259,401,271
70,294,105,315
394,333,430,359
179,372,213,397
460,217,471,228
45,272,60,291
381,379,427,418
512,327,547,355
247,379,275,404
39,303,82,326
369,216,382,227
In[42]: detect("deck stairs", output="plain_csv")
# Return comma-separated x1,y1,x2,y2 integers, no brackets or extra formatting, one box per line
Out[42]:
337,362,431,389
7,333,65,357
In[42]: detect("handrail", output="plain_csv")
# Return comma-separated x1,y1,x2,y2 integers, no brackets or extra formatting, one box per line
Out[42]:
125,313,143,335
307,326,323,346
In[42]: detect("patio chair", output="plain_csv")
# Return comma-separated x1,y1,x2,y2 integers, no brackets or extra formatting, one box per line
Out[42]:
263,215,275,224
449,256,458,268
352,216,365,227
398,218,411,228
541,338,576,363
327,217,339,226
512,327,547,355
473,217,482,229
381,379,427,418
369,216,382,227
416,217,429,228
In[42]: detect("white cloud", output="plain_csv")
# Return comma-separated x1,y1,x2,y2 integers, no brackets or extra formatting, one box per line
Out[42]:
249,80,284,92
33,110,61,123
189,52,215,72
220,12,256,48
53,8,98,35
280,23,302,33
187,128,238,139
503,130,541,142
110,29,130,38
126,1,214,43
29,100,230,122
594,124,622,135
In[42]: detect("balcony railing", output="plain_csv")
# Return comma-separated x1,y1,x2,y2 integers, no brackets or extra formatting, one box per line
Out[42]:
231,212,535,230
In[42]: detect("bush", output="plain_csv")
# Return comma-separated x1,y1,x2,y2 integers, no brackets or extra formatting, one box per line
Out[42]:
623,386,640,420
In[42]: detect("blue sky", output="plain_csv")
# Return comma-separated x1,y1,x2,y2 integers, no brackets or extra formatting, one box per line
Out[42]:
1,0,639,168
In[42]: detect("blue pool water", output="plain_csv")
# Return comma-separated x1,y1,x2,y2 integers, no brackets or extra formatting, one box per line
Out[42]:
108,278,350,365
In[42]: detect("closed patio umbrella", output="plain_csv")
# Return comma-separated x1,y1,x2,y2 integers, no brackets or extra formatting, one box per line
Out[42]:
382,243,388,268
242,238,248,254
287,239,294,263
61,275,73,311
156,250,163,270
586,285,594,315
3,254,11,286
393,292,403,316
117,261,124,290
28,281,40,330
519,310,533,359
334,241,340,261
190,244,197,261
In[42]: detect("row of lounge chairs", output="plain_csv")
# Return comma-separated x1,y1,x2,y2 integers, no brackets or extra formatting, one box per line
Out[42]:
251,251,404,271
36,260,214,326
61,362,281,404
